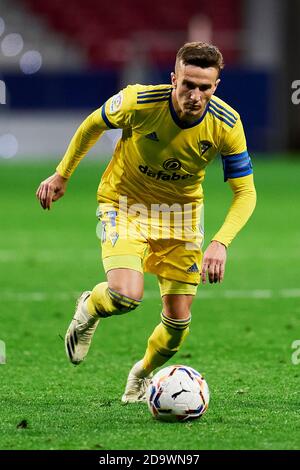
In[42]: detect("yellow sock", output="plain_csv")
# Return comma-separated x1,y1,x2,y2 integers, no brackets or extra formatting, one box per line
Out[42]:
142,312,191,375
86,282,141,317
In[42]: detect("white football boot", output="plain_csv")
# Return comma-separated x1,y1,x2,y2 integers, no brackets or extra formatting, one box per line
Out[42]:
121,360,153,403
65,291,100,365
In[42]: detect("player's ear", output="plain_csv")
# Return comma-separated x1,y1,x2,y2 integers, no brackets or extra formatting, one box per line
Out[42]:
171,72,177,88
214,78,221,93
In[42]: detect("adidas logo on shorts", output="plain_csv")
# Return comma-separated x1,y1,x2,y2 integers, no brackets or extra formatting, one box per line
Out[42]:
145,132,159,142
187,263,199,273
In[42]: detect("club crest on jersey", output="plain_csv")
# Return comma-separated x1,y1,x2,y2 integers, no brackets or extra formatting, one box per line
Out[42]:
110,92,123,113
163,158,181,171
200,141,212,156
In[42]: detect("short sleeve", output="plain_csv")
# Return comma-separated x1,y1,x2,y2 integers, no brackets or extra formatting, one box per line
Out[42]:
100,85,136,129
220,117,253,182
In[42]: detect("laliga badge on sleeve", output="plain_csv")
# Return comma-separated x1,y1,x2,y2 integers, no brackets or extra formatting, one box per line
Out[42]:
110,92,123,113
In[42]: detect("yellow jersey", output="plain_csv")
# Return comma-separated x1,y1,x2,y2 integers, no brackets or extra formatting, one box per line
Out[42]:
56,83,256,247
97,83,252,207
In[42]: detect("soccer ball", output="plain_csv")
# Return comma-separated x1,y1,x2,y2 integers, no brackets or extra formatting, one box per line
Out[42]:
146,365,209,422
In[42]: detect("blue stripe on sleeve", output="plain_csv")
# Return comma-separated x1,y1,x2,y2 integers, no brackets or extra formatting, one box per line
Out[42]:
101,103,117,129
221,151,253,181
210,99,238,120
208,108,234,128
136,92,171,99
137,88,171,95
137,96,170,104
209,102,237,126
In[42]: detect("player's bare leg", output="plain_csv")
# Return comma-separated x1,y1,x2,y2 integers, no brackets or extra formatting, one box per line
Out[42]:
65,269,143,365
162,294,193,320
122,294,193,403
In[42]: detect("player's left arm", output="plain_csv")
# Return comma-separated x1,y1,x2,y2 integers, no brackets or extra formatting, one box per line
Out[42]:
201,116,256,284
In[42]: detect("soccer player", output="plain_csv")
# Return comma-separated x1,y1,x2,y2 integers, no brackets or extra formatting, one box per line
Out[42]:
36,42,256,403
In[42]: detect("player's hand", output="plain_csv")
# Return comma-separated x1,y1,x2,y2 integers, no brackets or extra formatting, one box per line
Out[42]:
36,172,68,210
201,240,227,284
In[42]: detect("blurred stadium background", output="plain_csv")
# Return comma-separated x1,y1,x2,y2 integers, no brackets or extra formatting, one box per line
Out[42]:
0,0,299,159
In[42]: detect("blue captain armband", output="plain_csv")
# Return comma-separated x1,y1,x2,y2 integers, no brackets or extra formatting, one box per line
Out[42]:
221,151,253,182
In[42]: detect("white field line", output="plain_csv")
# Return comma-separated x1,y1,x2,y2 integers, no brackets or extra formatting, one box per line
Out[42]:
1,250,300,263
0,250,97,262
1,288,300,302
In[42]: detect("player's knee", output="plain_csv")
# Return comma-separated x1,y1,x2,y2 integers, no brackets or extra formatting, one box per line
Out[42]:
108,287,142,314
107,276,143,302
162,294,193,320
163,307,191,320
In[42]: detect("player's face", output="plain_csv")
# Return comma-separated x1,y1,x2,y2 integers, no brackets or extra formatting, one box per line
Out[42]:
171,62,220,120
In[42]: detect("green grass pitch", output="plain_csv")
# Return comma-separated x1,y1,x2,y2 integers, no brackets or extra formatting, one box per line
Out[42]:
0,156,299,450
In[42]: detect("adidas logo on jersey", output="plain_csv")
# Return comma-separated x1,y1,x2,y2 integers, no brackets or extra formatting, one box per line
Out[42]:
187,263,199,273
145,132,159,142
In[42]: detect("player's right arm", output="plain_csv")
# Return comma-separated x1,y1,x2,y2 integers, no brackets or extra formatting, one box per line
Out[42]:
36,109,105,209
36,87,136,210
36,172,68,210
